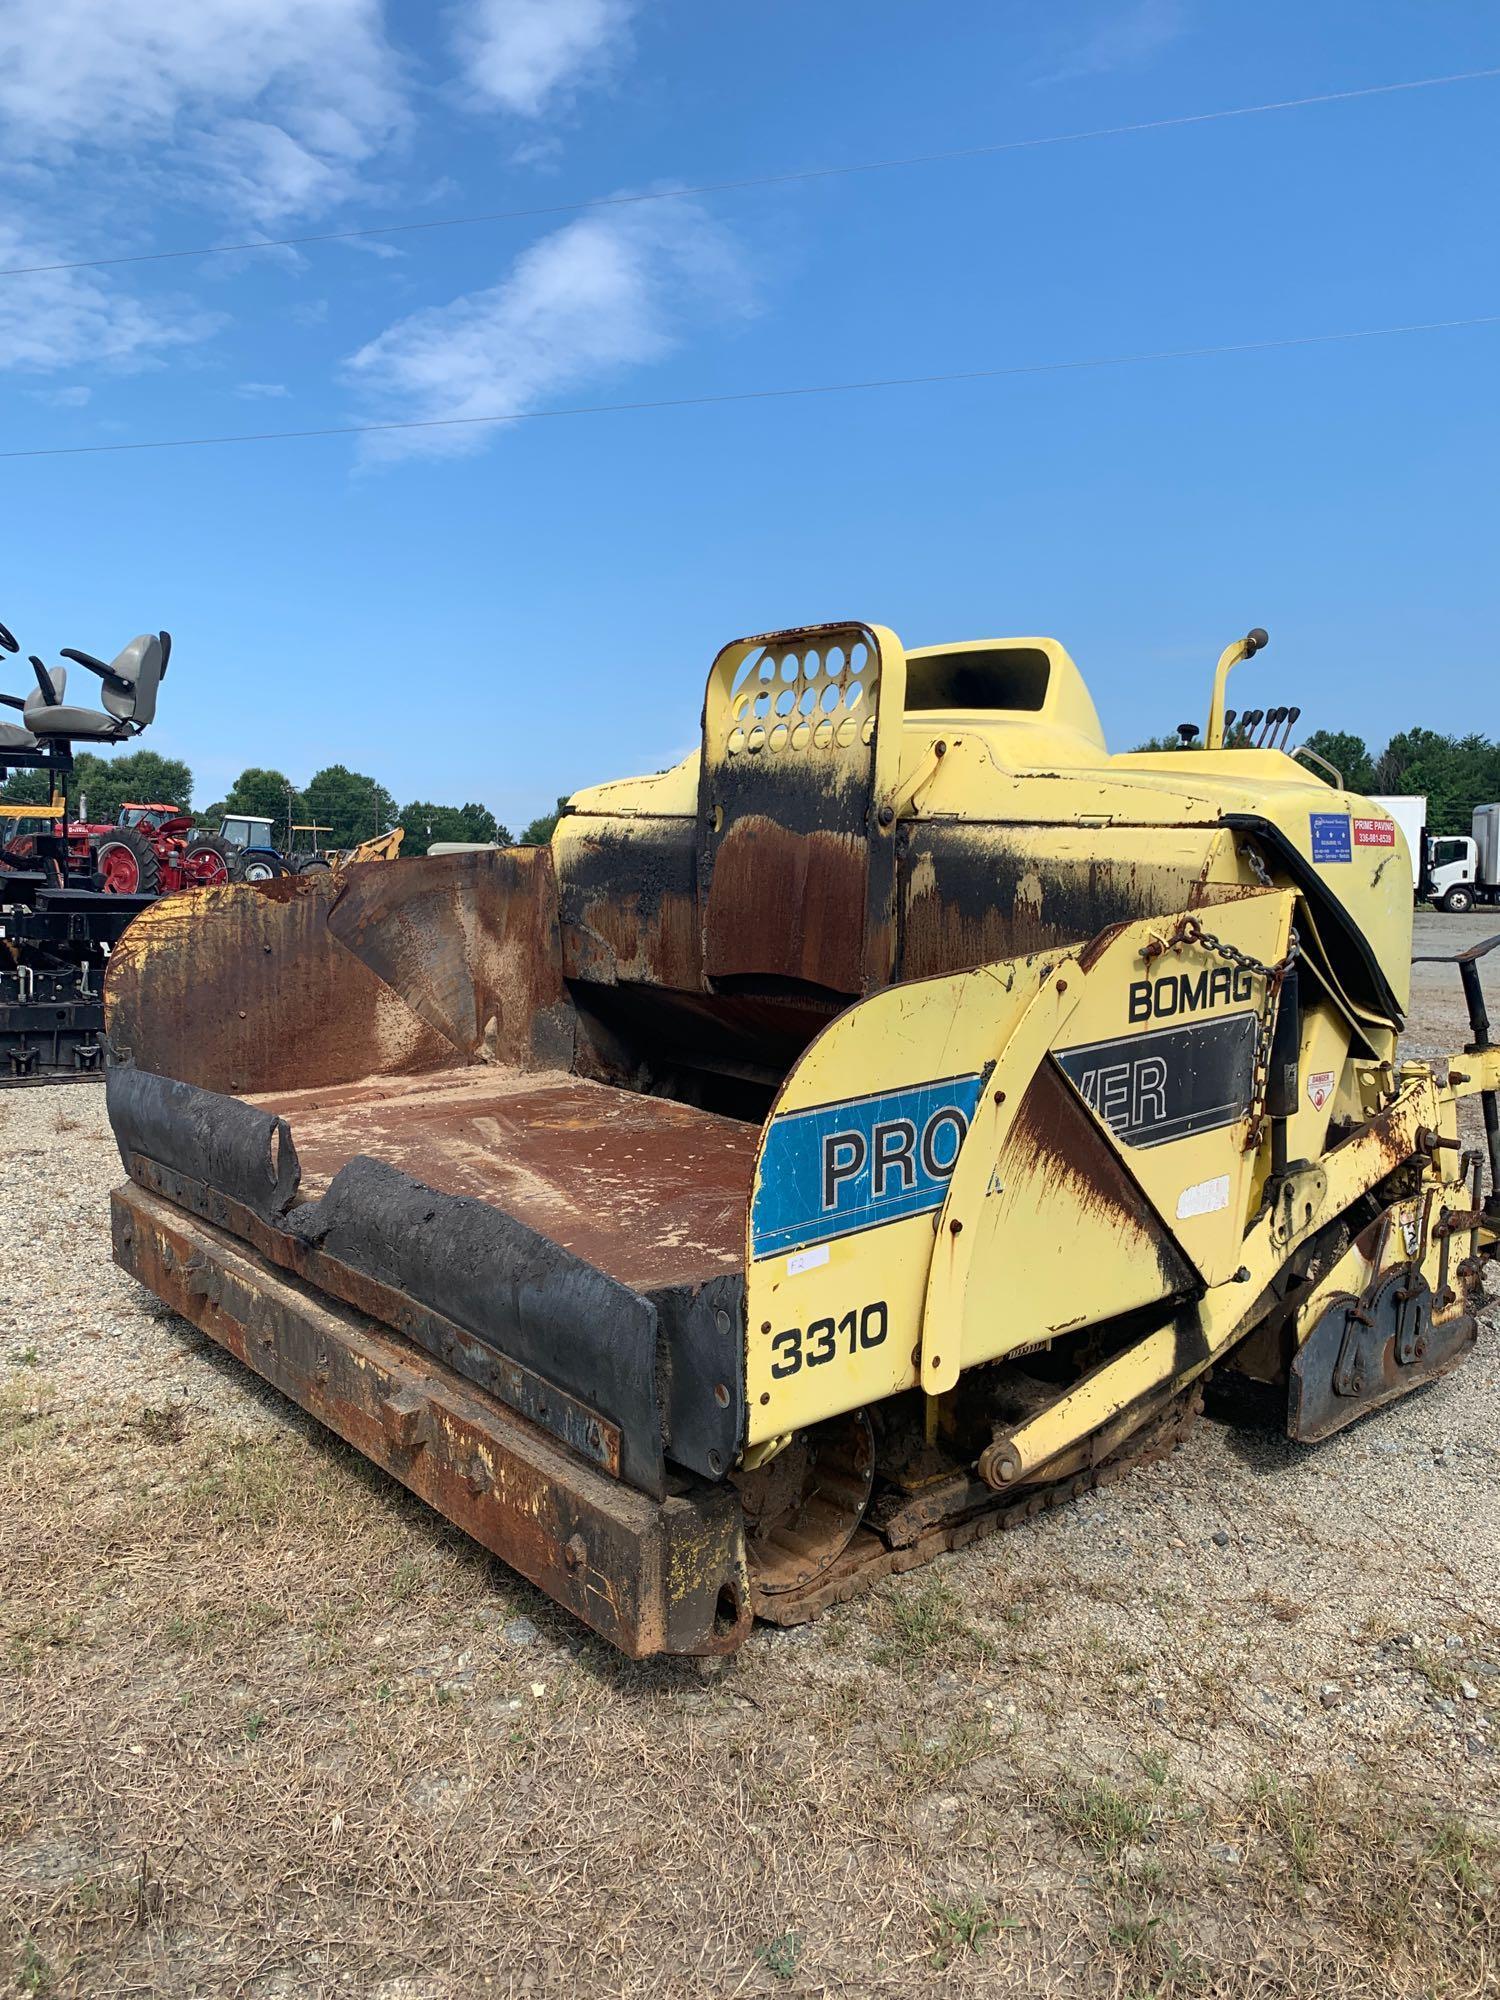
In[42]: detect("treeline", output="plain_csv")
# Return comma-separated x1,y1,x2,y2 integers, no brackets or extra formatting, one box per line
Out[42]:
0,754,568,853
1130,727,1500,836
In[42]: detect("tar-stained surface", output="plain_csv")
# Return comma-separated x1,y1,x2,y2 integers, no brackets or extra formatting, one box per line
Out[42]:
697,622,900,998
105,848,574,1098
559,817,700,991
327,846,574,1071
559,814,1228,1045
253,1066,758,1294
1289,1266,1477,1440
898,825,1211,982
105,871,460,1094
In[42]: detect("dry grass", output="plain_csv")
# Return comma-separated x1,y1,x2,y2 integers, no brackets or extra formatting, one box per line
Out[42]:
5,938,1499,1997
3,1361,1497,2000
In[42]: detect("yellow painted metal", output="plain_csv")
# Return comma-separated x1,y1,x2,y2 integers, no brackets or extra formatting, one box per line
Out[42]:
743,954,1046,1444
993,1062,1466,1479
0,793,65,821
744,888,1301,1444
563,625,1415,1052
1450,1045,1500,1099
338,827,405,869
918,964,1083,1395
702,621,906,781
1204,628,1265,749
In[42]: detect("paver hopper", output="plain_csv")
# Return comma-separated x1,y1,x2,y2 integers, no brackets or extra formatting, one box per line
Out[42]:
104,622,1499,1655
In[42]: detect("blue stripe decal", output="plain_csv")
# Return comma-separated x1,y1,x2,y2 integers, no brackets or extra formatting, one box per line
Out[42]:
751,1072,984,1260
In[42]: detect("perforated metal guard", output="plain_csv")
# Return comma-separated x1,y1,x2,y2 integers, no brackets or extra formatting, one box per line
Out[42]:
697,622,906,996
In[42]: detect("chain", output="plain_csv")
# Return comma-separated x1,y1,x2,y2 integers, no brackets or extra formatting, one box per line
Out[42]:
1144,915,1299,1148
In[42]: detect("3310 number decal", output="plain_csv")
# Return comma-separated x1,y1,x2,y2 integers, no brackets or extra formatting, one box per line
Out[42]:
769,1300,888,1379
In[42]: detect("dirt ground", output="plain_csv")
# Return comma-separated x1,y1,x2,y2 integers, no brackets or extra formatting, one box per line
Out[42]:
2,912,1496,1999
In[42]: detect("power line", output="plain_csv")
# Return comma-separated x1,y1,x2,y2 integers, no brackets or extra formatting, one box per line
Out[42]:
2,313,1494,461
3,66,1496,280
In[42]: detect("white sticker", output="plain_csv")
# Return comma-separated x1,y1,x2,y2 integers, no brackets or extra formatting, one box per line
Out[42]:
1176,1173,1231,1220
1307,1069,1335,1112
786,1244,830,1276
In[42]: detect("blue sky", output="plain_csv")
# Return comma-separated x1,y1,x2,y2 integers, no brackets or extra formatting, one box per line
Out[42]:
1,1,1496,827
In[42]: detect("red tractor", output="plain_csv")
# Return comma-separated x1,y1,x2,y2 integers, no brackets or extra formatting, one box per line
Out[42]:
82,803,239,896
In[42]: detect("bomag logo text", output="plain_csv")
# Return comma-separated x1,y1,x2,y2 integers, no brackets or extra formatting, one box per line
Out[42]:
1127,965,1254,1023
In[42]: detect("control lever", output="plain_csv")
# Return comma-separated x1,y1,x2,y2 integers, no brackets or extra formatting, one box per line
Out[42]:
0,620,17,655
1279,705,1301,750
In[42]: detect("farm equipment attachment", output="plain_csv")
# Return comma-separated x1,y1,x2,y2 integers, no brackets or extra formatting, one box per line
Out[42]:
104,621,1498,1654
1,616,170,1081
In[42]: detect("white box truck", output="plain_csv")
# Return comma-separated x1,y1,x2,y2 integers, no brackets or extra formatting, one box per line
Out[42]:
1370,794,1427,891
1427,806,1500,914
1374,795,1500,912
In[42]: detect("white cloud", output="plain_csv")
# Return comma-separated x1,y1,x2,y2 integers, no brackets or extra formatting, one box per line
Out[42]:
0,0,408,222
509,135,566,172
453,0,636,118
0,223,220,374
32,384,92,408
344,197,753,462
234,381,291,399
1040,1,1189,82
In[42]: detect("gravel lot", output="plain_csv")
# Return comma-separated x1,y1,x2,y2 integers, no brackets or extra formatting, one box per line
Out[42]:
1,911,1496,1998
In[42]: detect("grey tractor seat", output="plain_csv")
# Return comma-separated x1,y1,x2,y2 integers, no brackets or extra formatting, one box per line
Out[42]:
0,721,38,750
25,634,164,742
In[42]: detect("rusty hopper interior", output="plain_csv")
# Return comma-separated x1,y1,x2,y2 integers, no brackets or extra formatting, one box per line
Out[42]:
104,622,1498,1657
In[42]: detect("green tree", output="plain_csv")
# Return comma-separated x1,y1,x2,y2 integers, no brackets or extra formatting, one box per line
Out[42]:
304,764,399,848
0,768,52,807
398,801,512,854
518,795,571,846
217,767,306,842
1298,730,1377,793
1373,729,1500,836
69,749,193,823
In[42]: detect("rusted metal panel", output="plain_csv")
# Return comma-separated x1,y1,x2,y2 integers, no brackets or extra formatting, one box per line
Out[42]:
105,871,459,1092
898,825,1210,981
252,1066,756,1294
699,816,872,992
697,625,905,996
105,849,573,1096
558,817,700,991
328,846,574,1070
109,1061,752,1489
112,1183,752,1658
129,1154,628,1481
997,1058,1200,1311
